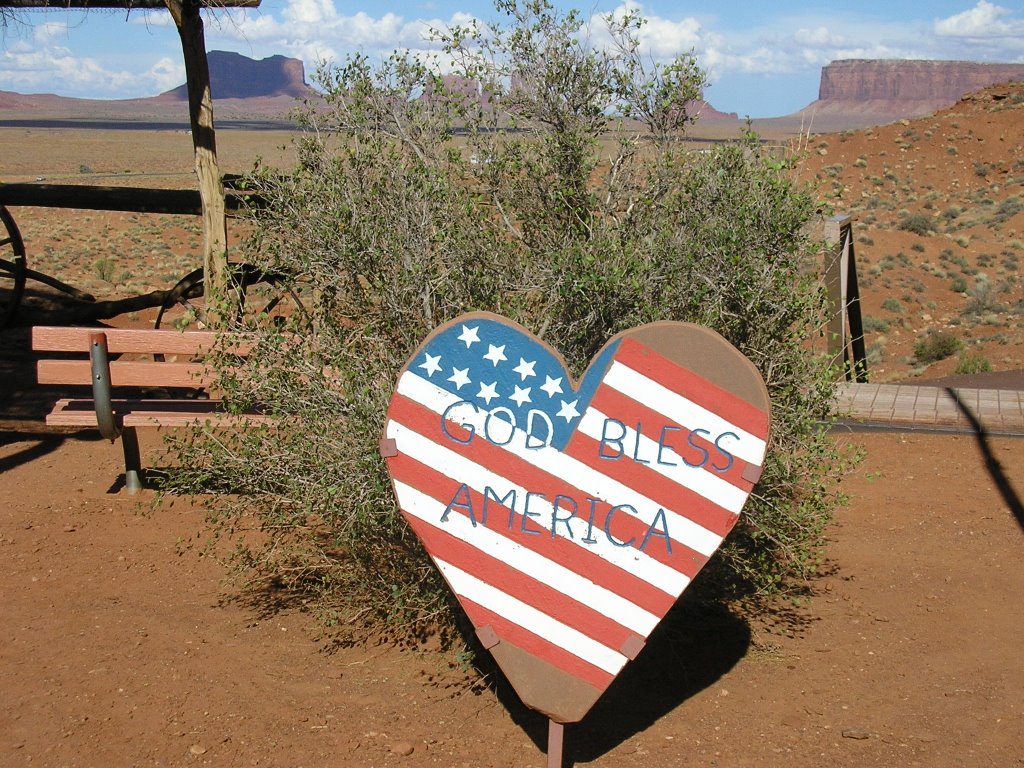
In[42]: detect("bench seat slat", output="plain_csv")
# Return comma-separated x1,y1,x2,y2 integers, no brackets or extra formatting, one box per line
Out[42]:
31,326,254,355
38,360,215,387
46,398,272,428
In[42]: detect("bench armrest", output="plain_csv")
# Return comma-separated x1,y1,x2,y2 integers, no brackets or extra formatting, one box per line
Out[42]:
89,332,121,442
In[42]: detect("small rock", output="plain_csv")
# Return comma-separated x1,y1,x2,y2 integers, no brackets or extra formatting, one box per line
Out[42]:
390,741,415,756
189,744,207,756
842,728,871,740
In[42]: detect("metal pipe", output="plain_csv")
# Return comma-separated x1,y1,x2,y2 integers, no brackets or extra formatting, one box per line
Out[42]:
89,332,121,442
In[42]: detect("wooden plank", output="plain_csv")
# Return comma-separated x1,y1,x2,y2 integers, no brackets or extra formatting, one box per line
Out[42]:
0,184,261,215
38,360,214,387
0,0,260,9
32,326,253,354
46,398,271,428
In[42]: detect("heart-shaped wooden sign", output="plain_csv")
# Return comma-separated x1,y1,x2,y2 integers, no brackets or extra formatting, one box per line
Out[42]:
381,312,770,723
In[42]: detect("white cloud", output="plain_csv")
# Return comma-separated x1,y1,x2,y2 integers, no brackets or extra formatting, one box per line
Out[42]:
934,1,1024,39
146,56,185,93
282,0,337,26
0,37,185,98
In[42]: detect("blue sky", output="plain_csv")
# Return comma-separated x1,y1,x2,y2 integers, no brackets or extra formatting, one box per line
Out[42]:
2,0,1024,117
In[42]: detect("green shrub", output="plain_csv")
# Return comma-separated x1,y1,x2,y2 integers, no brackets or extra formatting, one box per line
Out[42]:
913,331,963,363
897,213,934,236
862,315,890,333
881,297,904,314
160,0,849,640
955,349,992,374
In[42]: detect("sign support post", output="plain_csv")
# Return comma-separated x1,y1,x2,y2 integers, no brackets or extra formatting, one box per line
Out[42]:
547,720,564,768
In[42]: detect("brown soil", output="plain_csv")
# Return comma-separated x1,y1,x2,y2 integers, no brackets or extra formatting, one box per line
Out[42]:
2,88,1024,767
3,394,1022,766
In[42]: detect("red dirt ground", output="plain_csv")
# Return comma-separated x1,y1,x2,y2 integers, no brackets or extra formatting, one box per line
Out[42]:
2,401,1023,766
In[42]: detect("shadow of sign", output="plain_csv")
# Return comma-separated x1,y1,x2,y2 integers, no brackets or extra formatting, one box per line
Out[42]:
946,387,1024,534
480,597,750,766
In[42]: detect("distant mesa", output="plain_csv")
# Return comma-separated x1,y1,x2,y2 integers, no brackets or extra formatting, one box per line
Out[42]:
793,59,1024,129
156,50,313,101
422,73,738,122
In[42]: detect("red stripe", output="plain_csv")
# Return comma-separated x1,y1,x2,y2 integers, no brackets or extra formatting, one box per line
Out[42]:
565,427,738,543
401,507,638,650
386,427,678,617
589,384,759,494
387,393,706,582
455,597,615,691
615,337,770,438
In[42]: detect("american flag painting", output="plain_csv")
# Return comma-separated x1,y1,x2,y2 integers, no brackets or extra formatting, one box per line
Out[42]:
382,312,771,723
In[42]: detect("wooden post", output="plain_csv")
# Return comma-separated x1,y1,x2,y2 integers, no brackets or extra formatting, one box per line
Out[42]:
823,214,868,382
547,720,564,768
165,0,231,327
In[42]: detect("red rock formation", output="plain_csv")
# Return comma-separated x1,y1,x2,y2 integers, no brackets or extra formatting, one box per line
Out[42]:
819,59,1024,104
794,59,1024,129
157,51,312,101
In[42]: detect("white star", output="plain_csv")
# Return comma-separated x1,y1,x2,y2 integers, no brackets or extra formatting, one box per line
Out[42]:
540,375,564,397
483,344,507,366
512,358,537,380
477,381,499,405
458,325,480,348
418,352,442,377
509,385,532,407
448,367,471,390
556,399,580,422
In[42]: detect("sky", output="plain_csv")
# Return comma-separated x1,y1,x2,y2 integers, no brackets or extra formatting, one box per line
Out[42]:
2,0,1024,117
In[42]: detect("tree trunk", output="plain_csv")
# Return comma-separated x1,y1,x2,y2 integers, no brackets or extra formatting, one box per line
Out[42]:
165,0,232,327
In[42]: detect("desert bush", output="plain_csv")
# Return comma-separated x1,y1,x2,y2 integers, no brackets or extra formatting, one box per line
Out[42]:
92,257,115,283
965,277,1004,316
881,297,904,314
955,349,992,375
913,330,963,363
160,0,848,640
897,213,934,236
862,316,890,333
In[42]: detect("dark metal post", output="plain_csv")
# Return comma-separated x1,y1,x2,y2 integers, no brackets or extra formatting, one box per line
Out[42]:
89,333,120,442
90,332,143,492
121,427,144,493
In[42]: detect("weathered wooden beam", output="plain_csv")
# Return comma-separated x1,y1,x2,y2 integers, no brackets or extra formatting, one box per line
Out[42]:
165,0,233,328
0,183,261,214
0,0,259,8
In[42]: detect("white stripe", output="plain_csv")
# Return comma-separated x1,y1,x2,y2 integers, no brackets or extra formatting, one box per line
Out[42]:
396,371,724,557
433,557,629,677
393,479,661,636
387,419,689,595
604,362,768,466
577,407,748,514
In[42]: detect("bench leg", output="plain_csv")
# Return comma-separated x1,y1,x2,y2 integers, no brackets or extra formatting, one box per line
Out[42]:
121,427,144,493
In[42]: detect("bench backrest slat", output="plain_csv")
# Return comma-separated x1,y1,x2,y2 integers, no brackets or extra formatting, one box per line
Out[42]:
38,360,215,388
31,326,253,355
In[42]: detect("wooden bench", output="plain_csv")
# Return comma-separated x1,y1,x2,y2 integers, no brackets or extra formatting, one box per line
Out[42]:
32,326,268,493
